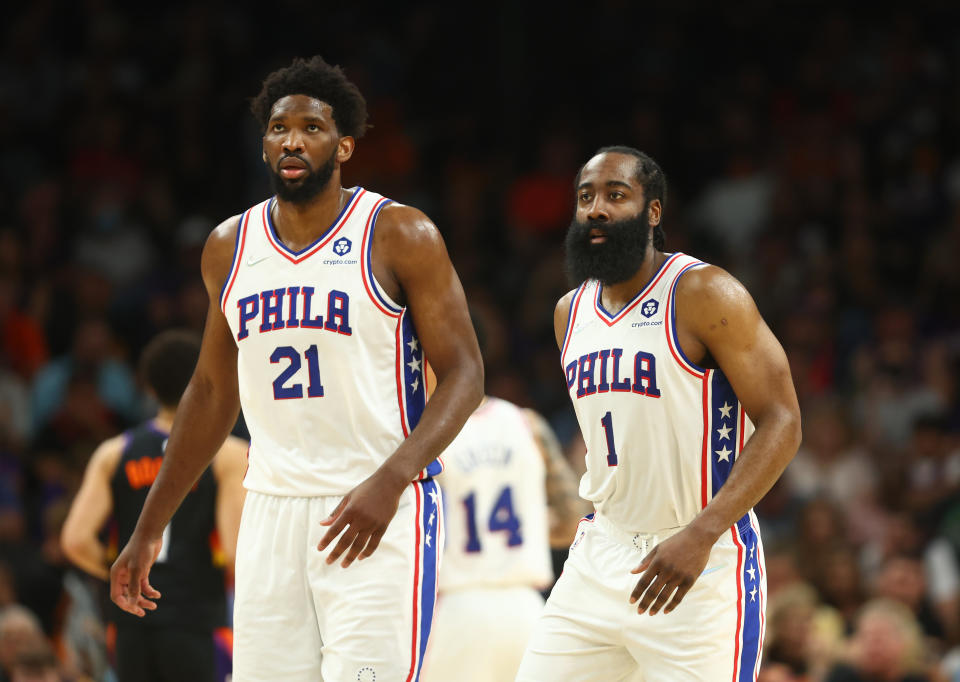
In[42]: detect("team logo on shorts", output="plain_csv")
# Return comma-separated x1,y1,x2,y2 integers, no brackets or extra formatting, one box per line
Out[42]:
641,299,659,318
333,237,352,256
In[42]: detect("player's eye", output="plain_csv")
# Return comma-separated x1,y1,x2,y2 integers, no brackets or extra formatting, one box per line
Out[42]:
610,191,624,200
578,193,591,202
306,124,320,132
272,123,285,132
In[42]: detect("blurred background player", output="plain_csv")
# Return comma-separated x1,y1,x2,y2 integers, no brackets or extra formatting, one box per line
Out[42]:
61,330,247,682
420,313,586,682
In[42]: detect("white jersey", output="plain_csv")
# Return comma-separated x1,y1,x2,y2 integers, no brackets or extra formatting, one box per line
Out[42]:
220,188,440,496
436,397,552,591
560,253,756,532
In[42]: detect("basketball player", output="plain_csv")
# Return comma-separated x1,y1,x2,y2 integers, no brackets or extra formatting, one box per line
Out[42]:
61,330,247,682
109,56,483,682
516,147,802,681
420,315,586,682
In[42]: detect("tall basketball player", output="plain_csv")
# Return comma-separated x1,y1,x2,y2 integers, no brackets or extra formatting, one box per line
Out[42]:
108,57,483,681
62,330,247,682
420,316,586,682
516,147,802,681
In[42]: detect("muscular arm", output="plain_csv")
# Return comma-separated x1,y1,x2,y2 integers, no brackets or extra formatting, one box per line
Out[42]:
631,266,801,615
678,266,801,539
132,219,242,539
61,435,124,580
110,216,242,615
523,409,589,548
376,204,484,483
319,204,484,566
212,435,248,566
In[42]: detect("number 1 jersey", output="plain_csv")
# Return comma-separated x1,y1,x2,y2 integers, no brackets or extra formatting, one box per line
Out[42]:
221,188,439,496
560,253,756,533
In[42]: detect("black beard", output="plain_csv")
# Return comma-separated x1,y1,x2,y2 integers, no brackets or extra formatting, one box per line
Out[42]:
266,148,336,204
564,208,652,286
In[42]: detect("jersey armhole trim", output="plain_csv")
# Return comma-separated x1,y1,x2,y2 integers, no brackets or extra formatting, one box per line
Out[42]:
361,197,403,317
560,283,587,365
218,210,251,315
665,262,708,378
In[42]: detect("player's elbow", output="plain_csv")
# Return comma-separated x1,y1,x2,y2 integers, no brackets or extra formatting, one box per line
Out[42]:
59,527,85,566
467,356,485,410
781,404,802,462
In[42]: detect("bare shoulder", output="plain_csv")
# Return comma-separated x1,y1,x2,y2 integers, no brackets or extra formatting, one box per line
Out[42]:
375,202,444,252
675,264,763,341
201,215,243,292
553,288,580,349
89,433,127,476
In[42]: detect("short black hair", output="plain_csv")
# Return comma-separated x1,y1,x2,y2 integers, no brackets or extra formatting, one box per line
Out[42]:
139,330,201,409
250,56,369,139
577,145,668,250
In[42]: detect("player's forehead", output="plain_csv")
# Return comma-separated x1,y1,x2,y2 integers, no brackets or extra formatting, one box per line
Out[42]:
268,94,333,122
577,153,641,191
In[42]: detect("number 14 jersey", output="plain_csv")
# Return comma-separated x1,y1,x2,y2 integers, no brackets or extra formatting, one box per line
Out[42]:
560,253,755,533
221,188,439,496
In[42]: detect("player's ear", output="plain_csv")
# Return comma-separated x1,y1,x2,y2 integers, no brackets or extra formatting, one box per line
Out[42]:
261,150,268,163
336,136,355,164
647,199,662,228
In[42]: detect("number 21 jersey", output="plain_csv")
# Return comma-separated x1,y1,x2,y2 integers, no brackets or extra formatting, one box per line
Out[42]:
221,188,439,496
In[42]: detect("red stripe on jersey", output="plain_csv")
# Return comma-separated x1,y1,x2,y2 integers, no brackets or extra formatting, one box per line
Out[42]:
406,483,423,682
220,210,251,316
730,525,745,682
361,197,402,317
560,284,587,365
395,316,409,438
701,370,711,508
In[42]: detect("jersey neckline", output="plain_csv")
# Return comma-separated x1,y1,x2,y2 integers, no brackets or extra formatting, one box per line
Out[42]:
264,186,364,263
594,252,682,325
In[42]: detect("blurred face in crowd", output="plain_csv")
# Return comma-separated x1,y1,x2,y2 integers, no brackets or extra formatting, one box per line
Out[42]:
565,153,661,286
262,95,349,204
851,609,915,677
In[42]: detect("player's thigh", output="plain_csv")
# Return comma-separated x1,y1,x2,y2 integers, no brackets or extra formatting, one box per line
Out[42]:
150,626,215,682
516,548,637,682
232,492,322,682
312,480,442,682
629,527,765,681
422,587,544,682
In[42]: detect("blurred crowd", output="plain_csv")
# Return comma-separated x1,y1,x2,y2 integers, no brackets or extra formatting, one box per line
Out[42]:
1,1,959,680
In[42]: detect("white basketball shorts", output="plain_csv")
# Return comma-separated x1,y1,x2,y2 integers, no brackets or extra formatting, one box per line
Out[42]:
232,479,443,682
420,585,545,682
516,511,766,682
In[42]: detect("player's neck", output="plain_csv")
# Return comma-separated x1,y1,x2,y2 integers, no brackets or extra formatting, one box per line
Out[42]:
272,180,347,252
599,249,667,313
153,408,176,433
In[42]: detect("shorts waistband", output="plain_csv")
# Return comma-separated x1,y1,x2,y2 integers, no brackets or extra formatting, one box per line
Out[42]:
591,513,685,554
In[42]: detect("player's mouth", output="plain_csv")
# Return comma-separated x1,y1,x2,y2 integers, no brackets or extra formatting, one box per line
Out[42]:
589,228,608,245
278,157,309,180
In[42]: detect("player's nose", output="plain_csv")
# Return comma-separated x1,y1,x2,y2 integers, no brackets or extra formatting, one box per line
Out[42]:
586,196,609,221
281,129,305,153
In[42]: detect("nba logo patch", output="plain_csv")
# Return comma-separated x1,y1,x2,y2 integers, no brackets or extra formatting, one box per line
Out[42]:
333,237,352,256
641,299,659,318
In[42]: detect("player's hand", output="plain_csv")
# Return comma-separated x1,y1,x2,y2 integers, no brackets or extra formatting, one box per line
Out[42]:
110,532,163,617
629,525,715,615
318,468,407,568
